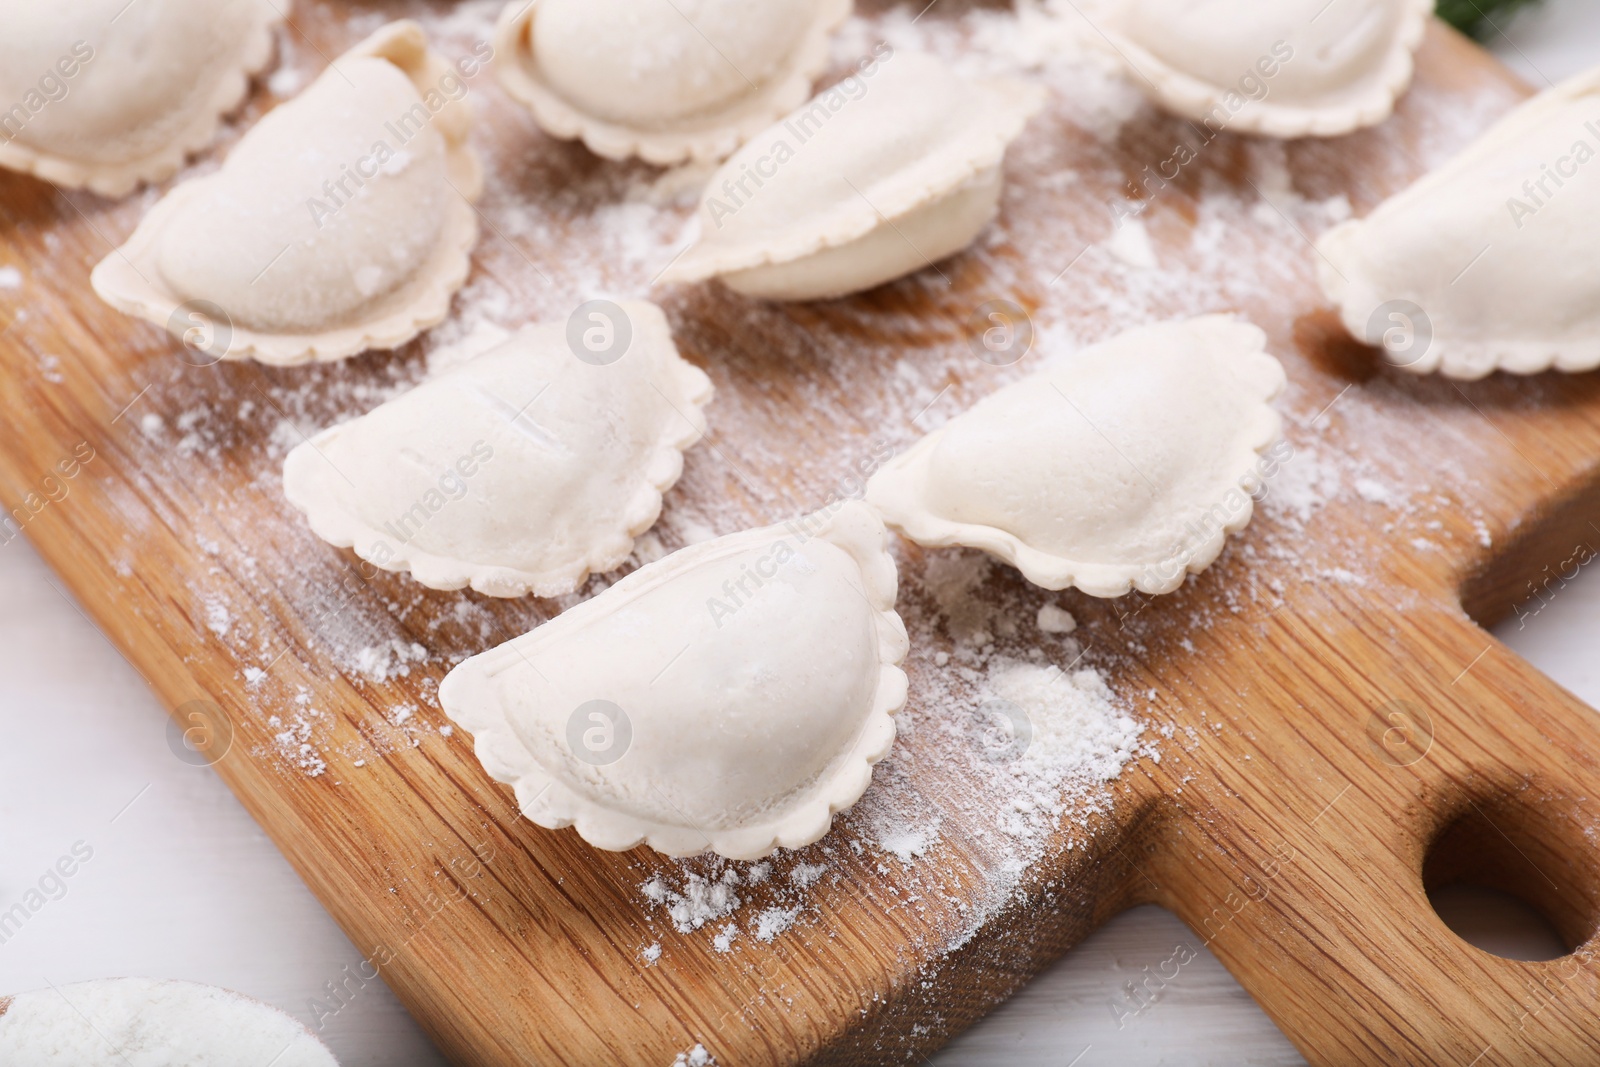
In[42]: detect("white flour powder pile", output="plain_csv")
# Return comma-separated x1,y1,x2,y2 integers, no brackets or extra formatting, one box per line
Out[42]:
672,1044,716,1066
0,978,337,1066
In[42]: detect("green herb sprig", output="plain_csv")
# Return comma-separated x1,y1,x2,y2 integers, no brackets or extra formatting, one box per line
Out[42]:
1436,0,1545,42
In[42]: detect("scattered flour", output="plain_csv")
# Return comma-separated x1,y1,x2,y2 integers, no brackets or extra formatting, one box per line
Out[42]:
1035,604,1077,634
266,690,329,778
672,1044,716,1067
267,65,306,97
1103,217,1158,269
351,640,430,682
1355,477,1396,506
643,872,741,933
789,863,828,890
921,552,995,643
0,978,335,1066
0,265,20,289
202,597,232,639
1267,441,1346,526
78,0,1512,1015
753,907,801,943
868,809,941,865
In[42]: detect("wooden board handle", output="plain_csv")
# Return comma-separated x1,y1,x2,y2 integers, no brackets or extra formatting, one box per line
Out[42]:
1137,600,1600,1065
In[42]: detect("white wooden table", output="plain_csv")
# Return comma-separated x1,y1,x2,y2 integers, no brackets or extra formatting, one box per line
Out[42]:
0,6,1595,1064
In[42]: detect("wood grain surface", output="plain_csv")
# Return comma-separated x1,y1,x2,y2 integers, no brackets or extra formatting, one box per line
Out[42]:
2,4,1599,1064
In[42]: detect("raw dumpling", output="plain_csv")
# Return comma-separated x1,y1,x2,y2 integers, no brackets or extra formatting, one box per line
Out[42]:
282,302,712,598
439,501,909,860
659,50,1045,301
866,316,1286,597
0,0,283,197
91,21,482,366
1318,66,1600,379
493,0,851,164
0,978,337,1066
1101,0,1430,138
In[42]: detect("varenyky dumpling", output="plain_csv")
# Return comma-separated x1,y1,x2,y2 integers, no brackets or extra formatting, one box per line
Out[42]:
91,21,482,366
493,0,852,165
0,0,283,197
659,50,1045,301
867,316,1286,597
1100,0,1431,138
439,501,908,860
1318,66,1600,379
282,302,712,598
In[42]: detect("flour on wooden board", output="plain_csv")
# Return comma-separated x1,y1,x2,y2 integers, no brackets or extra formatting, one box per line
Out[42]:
633,550,1150,962
672,1044,716,1067
91,0,1528,999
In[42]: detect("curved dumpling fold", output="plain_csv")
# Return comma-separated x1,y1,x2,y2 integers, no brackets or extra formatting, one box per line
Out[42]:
1318,66,1600,379
438,501,909,860
90,21,482,365
1101,0,1430,138
493,0,851,165
660,50,1045,301
0,0,283,197
282,302,712,598
866,316,1286,597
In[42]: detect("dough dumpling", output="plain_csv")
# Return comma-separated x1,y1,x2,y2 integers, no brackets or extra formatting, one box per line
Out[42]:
439,502,908,860
91,21,482,365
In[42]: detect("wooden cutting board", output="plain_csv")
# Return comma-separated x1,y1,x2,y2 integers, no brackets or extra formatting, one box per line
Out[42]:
4,3,1599,1063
